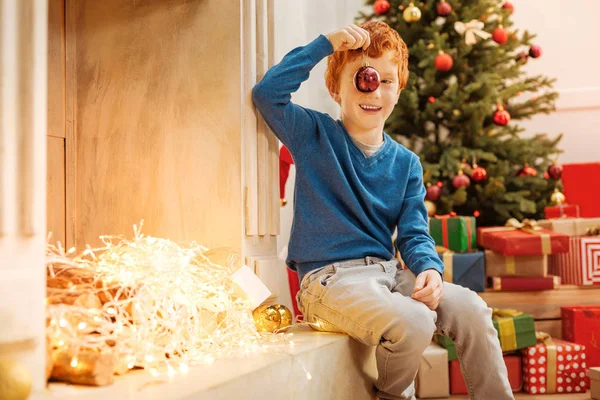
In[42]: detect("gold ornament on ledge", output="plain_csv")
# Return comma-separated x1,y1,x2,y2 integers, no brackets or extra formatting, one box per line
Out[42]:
280,198,287,207
0,358,32,400
424,200,437,217
253,304,293,333
550,188,566,205
402,2,422,23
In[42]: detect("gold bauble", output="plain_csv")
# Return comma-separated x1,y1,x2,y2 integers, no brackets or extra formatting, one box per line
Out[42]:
0,359,32,400
280,198,288,207
550,188,566,205
252,304,281,332
424,200,437,217
274,304,293,328
402,2,422,23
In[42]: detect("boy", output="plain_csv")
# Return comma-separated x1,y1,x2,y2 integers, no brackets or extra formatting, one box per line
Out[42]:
252,22,513,400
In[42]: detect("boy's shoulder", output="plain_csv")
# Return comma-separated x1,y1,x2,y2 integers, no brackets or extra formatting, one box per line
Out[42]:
385,134,419,163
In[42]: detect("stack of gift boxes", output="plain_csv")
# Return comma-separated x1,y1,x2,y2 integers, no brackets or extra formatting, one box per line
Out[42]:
417,196,600,397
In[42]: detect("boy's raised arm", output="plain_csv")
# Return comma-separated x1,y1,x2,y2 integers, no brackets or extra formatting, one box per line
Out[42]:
251,35,333,154
251,25,371,155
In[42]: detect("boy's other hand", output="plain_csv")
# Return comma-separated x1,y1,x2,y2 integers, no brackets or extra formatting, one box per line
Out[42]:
326,25,371,52
411,269,444,310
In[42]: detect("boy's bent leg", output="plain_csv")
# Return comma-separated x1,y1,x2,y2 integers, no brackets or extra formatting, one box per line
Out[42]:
393,269,514,400
297,261,436,400
436,282,514,399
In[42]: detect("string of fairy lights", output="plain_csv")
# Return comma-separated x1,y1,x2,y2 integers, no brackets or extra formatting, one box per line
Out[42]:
46,222,298,378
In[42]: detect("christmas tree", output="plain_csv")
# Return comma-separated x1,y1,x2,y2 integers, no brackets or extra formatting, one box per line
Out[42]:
358,0,564,226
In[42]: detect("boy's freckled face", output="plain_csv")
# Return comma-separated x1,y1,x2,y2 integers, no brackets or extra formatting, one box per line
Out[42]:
333,51,401,133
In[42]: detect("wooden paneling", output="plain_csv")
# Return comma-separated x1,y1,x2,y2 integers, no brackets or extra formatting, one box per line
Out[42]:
534,319,562,339
480,286,600,319
47,137,65,245
67,0,242,250
47,0,65,139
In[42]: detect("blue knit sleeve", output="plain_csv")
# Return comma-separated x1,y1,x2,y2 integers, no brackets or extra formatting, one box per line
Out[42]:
395,156,445,277
251,35,333,155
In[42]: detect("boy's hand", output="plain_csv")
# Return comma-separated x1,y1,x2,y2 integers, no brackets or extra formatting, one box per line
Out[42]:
326,25,371,52
411,269,444,310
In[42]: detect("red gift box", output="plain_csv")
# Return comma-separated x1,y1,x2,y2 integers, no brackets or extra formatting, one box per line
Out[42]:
449,355,522,394
549,236,600,285
563,163,600,218
489,275,560,291
544,203,581,219
523,337,588,395
477,226,569,256
562,306,600,370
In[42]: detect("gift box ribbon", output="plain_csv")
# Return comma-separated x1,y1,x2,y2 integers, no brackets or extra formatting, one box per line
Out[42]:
435,246,453,283
536,331,557,393
492,308,522,352
482,218,552,254
435,214,473,252
585,226,600,236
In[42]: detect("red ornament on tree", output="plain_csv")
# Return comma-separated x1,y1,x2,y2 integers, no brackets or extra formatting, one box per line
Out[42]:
547,162,563,180
502,1,514,14
426,184,442,201
354,65,380,93
428,96,436,103
436,0,452,16
452,170,471,189
492,26,509,44
434,52,453,72
471,164,487,183
529,45,542,58
518,164,538,177
374,0,391,15
516,51,528,64
493,105,511,126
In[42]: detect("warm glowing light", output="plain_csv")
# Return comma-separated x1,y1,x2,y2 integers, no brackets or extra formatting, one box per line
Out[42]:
45,221,294,376
70,357,78,368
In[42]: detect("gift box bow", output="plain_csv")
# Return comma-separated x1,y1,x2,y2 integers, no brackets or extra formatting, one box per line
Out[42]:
535,331,586,393
483,218,553,254
492,308,523,351
585,226,600,236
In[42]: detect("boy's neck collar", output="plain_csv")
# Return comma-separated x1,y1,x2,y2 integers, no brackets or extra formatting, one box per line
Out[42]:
340,118,384,146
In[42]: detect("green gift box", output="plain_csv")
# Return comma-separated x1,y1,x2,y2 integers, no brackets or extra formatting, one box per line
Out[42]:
435,309,536,359
492,308,536,352
434,334,458,361
429,216,476,253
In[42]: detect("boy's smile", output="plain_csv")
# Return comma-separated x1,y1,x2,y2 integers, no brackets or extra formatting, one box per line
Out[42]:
331,51,401,143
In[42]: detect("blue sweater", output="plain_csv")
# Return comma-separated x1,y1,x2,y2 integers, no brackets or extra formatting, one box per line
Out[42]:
252,35,444,283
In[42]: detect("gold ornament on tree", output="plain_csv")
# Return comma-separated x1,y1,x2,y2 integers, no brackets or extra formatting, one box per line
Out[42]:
550,188,566,205
402,2,422,23
0,359,32,400
252,304,293,333
424,200,437,217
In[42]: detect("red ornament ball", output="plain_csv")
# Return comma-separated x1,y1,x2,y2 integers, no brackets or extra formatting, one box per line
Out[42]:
434,53,453,72
428,96,436,103
452,171,471,189
436,1,452,16
547,162,563,180
518,165,538,177
516,51,529,64
493,108,511,126
529,45,542,58
436,181,444,188
471,166,487,183
426,185,442,201
354,65,380,93
502,1,514,14
374,0,391,15
474,210,481,217
492,27,509,44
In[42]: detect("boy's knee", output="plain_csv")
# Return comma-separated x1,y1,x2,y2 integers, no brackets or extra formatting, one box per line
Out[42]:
388,303,436,346
457,289,491,322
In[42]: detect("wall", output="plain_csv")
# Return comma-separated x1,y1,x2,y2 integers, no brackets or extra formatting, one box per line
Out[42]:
65,0,243,252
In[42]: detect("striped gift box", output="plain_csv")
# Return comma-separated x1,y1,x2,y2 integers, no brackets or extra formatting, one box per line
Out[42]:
549,236,600,285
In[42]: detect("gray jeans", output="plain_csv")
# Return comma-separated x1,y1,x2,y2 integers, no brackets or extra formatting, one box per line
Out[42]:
296,257,514,400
